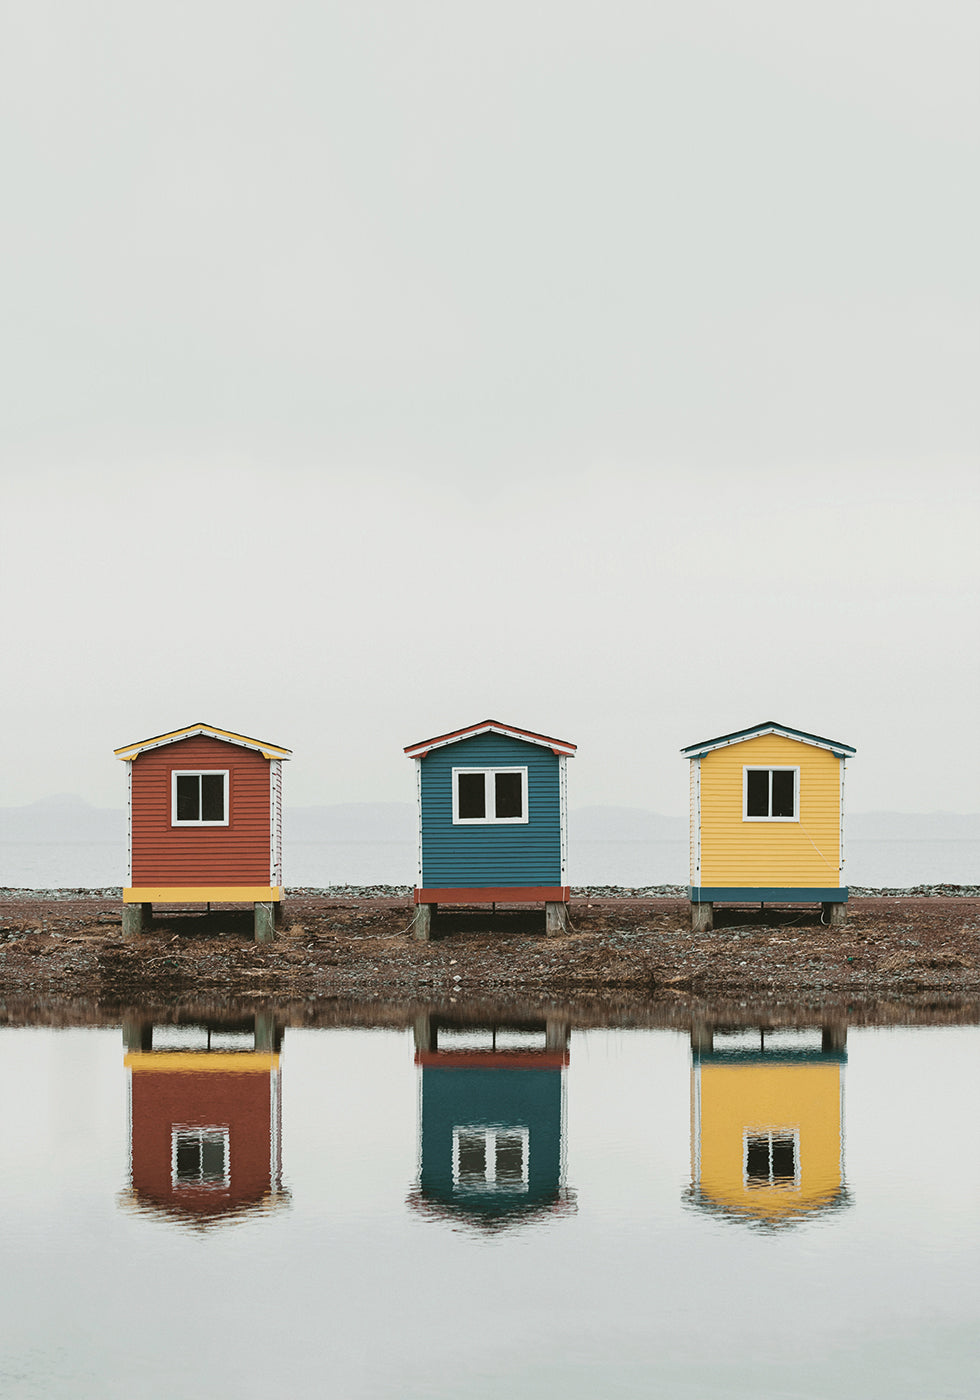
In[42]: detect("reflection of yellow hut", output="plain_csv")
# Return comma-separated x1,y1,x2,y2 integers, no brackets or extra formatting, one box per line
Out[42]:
689,1024,848,1227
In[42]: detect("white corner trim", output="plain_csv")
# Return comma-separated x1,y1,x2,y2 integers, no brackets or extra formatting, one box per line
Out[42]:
559,754,568,884
415,756,423,888
270,1062,282,1194
126,760,132,886
694,756,701,886
269,760,282,886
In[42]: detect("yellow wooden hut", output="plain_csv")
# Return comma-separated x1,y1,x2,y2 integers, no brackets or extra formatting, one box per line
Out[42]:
681,721,857,930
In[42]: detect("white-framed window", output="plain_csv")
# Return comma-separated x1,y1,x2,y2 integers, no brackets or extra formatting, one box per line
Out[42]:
452,1125,530,1193
171,770,229,826
743,1128,800,1189
452,767,528,824
172,1126,230,1190
743,766,799,821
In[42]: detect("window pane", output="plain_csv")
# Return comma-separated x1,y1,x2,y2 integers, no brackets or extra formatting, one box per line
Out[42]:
200,1136,227,1183
175,1136,202,1181
495,1134,525,1185
457,773,486,819
771,770,795,818
201,774,225,821
494,772,523,819
746,770,769,817
176,775,200,821
770,1135,796,1182
745,1136,770,1182
457,1131,487,1184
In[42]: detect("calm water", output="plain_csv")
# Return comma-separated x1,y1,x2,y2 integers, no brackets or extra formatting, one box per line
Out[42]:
1,1006,978,1398
2,837,978,887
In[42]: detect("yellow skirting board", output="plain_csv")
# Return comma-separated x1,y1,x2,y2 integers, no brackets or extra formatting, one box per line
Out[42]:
123,886,282,903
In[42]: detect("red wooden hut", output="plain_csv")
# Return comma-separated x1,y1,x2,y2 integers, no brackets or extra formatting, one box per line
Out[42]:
114,722,291,940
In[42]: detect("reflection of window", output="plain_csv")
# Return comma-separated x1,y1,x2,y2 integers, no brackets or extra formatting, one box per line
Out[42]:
172,1127,230,1189
744,1130,799,1187
743,767,798,821
452,1126,529,1192
172,771,229,825
452,768,528,824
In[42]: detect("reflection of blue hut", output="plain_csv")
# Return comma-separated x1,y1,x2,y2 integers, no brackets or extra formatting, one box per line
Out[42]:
408,1014,575,1233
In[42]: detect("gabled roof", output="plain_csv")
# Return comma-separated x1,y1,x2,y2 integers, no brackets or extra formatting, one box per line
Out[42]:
114,723,292,762
404,719,576,759
680,721,855,759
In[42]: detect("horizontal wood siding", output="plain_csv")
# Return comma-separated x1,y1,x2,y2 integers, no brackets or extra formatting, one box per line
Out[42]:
420,733,561,888
131,736,271,886
699,735,842,888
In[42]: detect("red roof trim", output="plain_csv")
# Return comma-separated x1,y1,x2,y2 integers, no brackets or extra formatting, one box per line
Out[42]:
404,719,576,758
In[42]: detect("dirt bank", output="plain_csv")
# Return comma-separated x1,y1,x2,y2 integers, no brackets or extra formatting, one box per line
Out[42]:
0,893,977,1017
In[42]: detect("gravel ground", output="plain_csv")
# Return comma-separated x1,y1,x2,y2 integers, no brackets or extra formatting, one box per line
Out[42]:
0,892,977,1019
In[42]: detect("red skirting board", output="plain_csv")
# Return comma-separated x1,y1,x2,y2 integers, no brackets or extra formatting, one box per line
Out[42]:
414,886,570,904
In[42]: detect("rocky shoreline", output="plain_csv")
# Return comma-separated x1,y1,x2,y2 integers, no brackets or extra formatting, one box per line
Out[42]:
4,882,978,900
0,890,977,1017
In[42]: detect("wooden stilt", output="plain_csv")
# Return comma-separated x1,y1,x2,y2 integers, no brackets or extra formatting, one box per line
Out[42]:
691,900,713,932
122,903,144,939
254,902,275,943
545,902,569,935
413,903,436,942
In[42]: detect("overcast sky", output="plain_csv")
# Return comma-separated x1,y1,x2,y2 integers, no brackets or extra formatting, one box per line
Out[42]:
2,1,977,816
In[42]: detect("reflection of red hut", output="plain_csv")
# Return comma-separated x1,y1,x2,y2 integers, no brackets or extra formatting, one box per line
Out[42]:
123,1015,285,1227
407,1012,576,1234
113,723,291,942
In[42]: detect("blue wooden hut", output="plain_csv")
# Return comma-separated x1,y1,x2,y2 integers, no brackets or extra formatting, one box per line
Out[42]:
403,719,577,939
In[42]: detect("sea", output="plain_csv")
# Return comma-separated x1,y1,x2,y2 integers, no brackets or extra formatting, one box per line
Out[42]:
1,839,978,890
0,1009,978,1398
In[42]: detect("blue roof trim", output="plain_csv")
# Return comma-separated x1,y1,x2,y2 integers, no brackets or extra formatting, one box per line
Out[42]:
680,720,856,758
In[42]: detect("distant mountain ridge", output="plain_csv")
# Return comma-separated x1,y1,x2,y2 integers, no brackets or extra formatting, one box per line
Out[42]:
569,806,685,841
0,795,125,843
2,796,978,844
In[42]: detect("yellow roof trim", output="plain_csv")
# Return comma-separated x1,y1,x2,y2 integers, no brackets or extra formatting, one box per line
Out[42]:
114,723,291,761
